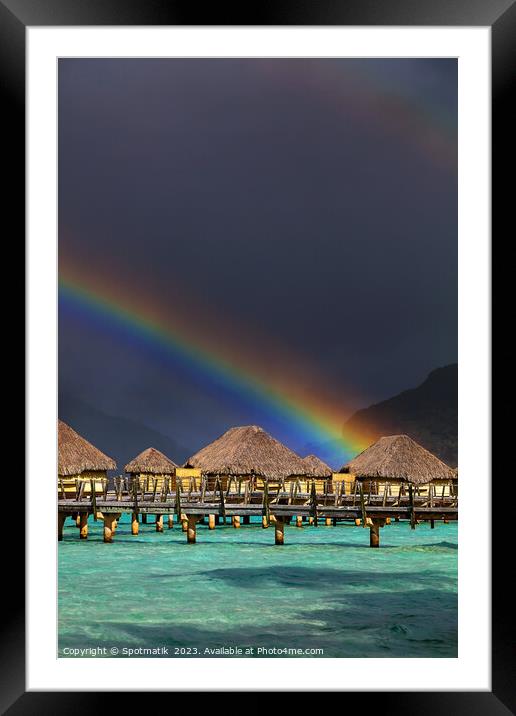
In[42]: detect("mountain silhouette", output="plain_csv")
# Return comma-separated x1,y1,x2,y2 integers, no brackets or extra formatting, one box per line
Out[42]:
58,393,191,473
343,364,457,467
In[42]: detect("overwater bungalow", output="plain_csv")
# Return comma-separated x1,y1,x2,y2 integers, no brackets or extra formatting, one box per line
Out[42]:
125,447,178,494
301,454,333,493
185,425,308,490
339,434,456,497
58,419,116,497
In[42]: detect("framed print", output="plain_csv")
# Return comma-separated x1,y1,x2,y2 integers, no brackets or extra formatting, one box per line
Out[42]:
5,0,510,709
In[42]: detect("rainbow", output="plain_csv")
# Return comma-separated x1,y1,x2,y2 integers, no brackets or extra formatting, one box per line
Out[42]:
252,58,457,173
59,272,373,463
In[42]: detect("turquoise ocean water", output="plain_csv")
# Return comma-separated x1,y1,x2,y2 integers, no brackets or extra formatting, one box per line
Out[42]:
58,515,457,658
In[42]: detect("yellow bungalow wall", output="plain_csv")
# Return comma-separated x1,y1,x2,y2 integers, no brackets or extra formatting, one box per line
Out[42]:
129,467,203,493
175,467,202,491
331,474,455,498
130,471,175,493
58,470,108,496
175,467,202,479
254,476,331,493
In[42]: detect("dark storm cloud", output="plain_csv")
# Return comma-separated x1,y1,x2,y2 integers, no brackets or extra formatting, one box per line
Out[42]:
58,58,457,454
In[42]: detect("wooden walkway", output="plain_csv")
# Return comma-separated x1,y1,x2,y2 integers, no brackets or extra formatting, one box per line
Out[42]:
58,476,458,547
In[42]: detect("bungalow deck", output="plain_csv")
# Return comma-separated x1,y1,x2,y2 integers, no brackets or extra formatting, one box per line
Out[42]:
58,476,458,547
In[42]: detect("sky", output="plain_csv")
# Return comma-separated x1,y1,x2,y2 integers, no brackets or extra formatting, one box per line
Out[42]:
58,58,457,465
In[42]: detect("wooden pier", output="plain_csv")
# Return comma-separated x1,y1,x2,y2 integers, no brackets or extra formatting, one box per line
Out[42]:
58,476,458,547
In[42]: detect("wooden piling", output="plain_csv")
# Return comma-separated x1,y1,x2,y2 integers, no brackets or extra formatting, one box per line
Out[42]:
155,515,163,532
218,479,226,524
141,514,147,524
175,482,182,527
243,515,250,525
233,516,241,528
208,514,216,530
296,516,303,528
369,518,385,548
187,516,198,544
262,481,270,527
103,514,117,543
75,514,81,528
370,521,380,548
181,513,188,532
131,513,139,535
385,517,391,525
409,484,416,529
309,480,318,527
359,483,367,526
325,517,332,526
430,519,435,529
168,515,174,529
275,518,285,545
355,518,361,526
215,515,220,525
308,516,314,526
58,513,66,541
79,513,88,540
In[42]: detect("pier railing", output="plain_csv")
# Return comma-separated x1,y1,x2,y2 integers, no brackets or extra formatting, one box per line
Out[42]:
58,475,457,509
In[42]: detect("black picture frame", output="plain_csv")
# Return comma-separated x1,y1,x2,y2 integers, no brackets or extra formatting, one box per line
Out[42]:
7,0,509,710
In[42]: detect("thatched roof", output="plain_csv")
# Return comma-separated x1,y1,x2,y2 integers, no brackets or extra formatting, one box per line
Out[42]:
340,434,454,485
58,419,116,476
185,425,308,479
302,454,333,478
125,447,178,475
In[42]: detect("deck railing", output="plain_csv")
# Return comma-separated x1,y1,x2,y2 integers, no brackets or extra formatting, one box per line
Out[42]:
58,475,458,511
